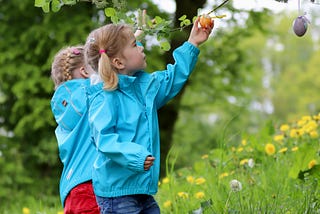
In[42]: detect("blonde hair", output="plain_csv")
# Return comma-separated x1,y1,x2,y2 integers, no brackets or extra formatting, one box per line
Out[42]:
84,24,131,91
51,46,85,89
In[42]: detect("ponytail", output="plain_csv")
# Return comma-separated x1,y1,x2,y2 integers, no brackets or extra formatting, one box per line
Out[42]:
98,52,118,91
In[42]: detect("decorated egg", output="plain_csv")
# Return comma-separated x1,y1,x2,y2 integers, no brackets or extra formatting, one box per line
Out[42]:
292,16,308,37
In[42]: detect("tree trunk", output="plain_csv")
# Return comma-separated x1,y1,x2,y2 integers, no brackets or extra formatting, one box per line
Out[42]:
158,0,206,177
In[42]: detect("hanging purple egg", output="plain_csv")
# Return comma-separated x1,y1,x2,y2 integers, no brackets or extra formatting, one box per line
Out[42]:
292,16,308,37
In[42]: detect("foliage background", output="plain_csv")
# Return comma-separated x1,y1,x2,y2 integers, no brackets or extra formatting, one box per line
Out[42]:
0,0,319,211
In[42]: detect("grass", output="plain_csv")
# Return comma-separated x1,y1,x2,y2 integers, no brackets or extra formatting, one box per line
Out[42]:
1,114,320,214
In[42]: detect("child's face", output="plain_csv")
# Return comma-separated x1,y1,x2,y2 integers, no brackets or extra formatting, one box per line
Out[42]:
120,29,146,75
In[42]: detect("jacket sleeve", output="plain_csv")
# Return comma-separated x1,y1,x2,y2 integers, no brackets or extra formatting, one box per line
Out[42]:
154,41,200,109
88,91,152,173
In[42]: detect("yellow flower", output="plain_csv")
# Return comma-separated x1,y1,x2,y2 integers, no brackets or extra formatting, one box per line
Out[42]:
195,177,206,185
273,135,284,142
239,159,248,165
309,131,318,138
201,154,209,159
162,177,170,184
265,143,276,156
280,124,290,132
241,139,247,146
278,147,288,153
308,159,317,169
219,172,229,179
163,200,172,208
186,175,195,184
22,208,30,214
289,129,299,138
57,212,64,214
291,146,299,152
177,191,189,199
237,147,244,153
195,191,205,199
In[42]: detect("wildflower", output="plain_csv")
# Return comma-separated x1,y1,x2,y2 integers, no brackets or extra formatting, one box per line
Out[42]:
195,177,206,185
158,181,161,186
289,129,299,138
248,158,254,168
291,146,299,152
241,139,247,146
265,143,276,156
237,147,244,153
201,154,209,159
186,175,195,184
230,179,242,192
219,172,229,179
22,208,30,214
278,147,288,153
57,212,64,214
308,159,317,169
240,159,248,165
195,191,205,199
177,192,189,199
163,200,172,208
280,124,290,132
273,135,284,142
309,130,318,138
162,177,170,184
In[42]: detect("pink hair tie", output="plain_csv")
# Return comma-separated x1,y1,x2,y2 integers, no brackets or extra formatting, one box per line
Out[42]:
99,49,106,54
72,48,81,55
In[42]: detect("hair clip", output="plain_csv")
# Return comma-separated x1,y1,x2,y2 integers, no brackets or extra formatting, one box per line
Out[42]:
99,49,106,54
72,48,81,55
89,37,95,43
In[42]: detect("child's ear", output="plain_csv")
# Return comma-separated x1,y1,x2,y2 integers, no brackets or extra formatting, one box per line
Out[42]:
111,57,125,70
79,66,90,78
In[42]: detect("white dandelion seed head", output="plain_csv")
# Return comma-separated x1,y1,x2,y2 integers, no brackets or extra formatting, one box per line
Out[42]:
230,179,242,192
248,158,254,168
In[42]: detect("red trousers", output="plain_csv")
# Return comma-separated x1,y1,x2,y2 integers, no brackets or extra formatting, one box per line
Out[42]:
64,181,100,214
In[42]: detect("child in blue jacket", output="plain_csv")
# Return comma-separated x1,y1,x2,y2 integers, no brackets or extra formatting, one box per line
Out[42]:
84,17,213,213
50,46,100,213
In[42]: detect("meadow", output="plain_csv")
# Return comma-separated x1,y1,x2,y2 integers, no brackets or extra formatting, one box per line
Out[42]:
4,114,320,214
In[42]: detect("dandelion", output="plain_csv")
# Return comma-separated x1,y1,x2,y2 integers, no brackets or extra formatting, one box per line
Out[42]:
195,191,205,199
274,134,284,142
219,172,229,179
186,175,195,184
248,158,254,168
280,124,290,132
237,147,244,153
177,191,189,199
241,139,247,146
289,129,299,138
195,177,206,185
309,130,318,138
308,159,317,169
201,154,209,159
278,147,288,153
162,177,170,184
240,159,248,165
163,200,172,208
57,211,64,214
230,179,242,192
22,208,30,214
265,143,276,155
291,146,299,152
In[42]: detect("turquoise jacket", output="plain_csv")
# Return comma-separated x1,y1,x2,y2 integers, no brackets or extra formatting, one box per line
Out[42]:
51,79,97,206
87,42,199,197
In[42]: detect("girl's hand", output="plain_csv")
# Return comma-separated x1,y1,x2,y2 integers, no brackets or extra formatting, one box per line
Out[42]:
188,17,214,47
144,156,155,171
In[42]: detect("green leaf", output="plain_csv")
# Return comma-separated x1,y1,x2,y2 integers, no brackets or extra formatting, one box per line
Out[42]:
160,41,171,51
51,0,61,12
178,15,187,21
105,7,116,17
42,2,50,13
34,0,46,7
